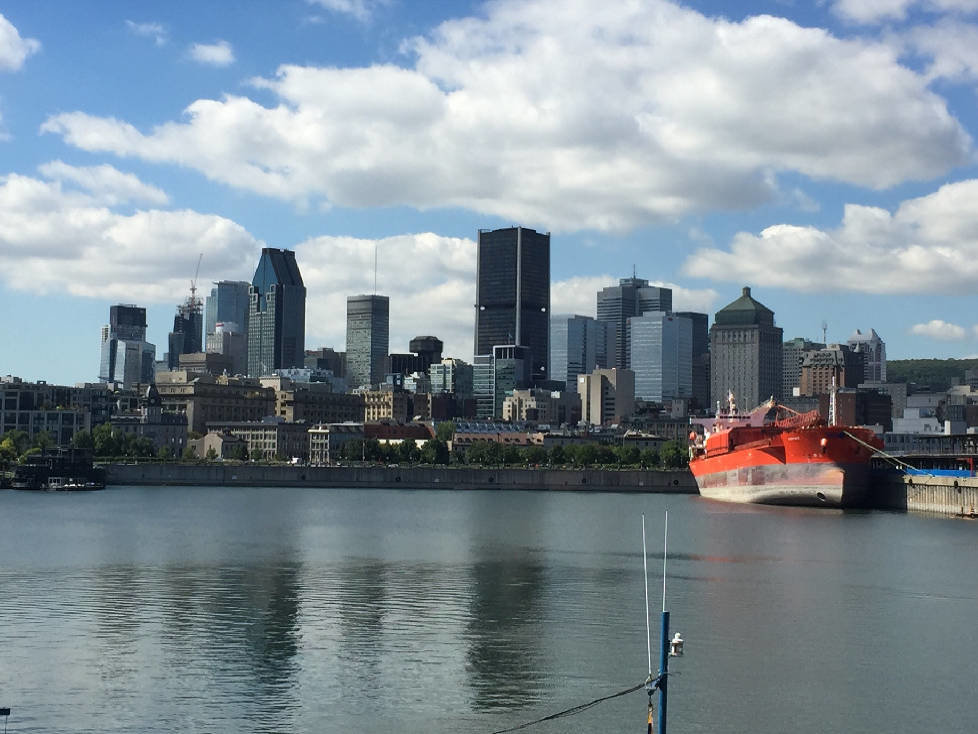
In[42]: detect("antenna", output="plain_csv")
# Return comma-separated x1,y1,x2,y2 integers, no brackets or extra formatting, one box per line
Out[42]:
821,320,828,345
374,242,378,295
190,253,203,309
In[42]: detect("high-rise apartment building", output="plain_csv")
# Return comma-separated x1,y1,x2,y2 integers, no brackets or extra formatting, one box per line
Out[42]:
474,226,550,382
346,294,390,388
550,314,613,392
205,281,250,338
629,311,693,403
709,287,783,410
247,248,306,377
846,329,886,383
596,277,672,369
99,304,156,388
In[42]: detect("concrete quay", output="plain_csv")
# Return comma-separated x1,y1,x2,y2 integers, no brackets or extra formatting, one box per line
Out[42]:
104,462,699,493
870,471,978,518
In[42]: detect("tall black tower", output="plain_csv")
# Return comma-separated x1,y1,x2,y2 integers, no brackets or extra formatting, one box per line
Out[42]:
247,248,306,377
474,226,550,382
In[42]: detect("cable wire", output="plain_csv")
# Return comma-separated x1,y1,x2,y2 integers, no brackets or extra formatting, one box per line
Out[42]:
485,681,647,734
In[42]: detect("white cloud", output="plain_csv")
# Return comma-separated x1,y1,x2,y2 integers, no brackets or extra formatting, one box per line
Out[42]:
306,0,380,22
911,320,967,340
834,0,978,24
189,40,235,67
37,160,169,206
41,0,971,232
125,20,167,47
0,13,40,71
0,172,261,302
683,179,978,294
904,19,978,82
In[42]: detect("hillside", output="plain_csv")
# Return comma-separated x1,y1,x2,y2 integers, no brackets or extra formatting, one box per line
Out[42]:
886,358,978,391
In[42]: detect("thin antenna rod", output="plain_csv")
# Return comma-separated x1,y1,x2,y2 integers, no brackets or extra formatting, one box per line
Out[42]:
374,242,378,294
642,513,652,676
662,510,668,612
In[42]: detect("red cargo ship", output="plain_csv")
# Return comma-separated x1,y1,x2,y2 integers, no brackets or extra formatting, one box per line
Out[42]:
689,397,882,507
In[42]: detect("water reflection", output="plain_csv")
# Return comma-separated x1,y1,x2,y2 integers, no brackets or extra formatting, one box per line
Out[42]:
464,558,547,711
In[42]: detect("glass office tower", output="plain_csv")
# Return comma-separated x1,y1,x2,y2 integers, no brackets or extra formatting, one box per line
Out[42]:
247,248,306,377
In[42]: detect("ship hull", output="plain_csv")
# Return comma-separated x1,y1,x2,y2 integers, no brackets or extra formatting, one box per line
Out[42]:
694,462,871,507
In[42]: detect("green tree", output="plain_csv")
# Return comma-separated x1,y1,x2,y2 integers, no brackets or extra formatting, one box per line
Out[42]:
228,443,249,461
206,447,219,461
524,445,547,466
619,445,641,466
158,446,174,461
1,430,30,456
640,448,659,468
0,437,18,466
92,423,123,458
71,430,94,451
182,446,198,461
465,441,488,465
660,440,688,468
32,430,54,452
595,444,616,466
549,445,566,465
420,439,449,465
501,444,522,465
484,441,504,466
363,438,382,462
397,440,419,464
576,444,598,467
435,421,455,442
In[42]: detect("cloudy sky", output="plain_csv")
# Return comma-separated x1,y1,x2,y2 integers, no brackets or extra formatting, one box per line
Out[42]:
3,0,978,384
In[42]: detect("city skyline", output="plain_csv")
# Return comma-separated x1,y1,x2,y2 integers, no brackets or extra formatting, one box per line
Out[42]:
5,1,978,385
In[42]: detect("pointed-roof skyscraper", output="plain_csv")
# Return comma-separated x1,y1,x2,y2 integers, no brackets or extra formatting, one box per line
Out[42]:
247,248,306,377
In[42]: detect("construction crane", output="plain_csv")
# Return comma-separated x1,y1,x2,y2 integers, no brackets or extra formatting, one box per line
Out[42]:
189,253,203,310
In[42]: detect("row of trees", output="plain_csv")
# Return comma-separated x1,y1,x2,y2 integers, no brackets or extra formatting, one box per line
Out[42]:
337,438,451,465
462,439,688,468
0,428,52,467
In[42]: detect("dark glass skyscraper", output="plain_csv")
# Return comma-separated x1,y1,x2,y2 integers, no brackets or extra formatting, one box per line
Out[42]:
247,248,306,377
99,304,156,387
205,281,251,336
474,226,550,382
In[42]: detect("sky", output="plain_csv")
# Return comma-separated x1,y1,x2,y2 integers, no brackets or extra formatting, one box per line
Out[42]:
4,0,978,386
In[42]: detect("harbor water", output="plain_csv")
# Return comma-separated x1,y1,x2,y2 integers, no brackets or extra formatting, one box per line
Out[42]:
0,486,975,733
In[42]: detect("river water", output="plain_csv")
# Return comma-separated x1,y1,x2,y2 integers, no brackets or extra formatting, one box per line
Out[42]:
0,486,975,733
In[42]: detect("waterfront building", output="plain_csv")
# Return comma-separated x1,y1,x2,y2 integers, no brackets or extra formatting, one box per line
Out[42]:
474,226,550,382
628,311,693,403
363,388,410,423
783,337,825,398
187,431,246,460
799,344,864,397
578,367,635,426
247,248,306,377
205,418,310,461
99,304,156,388
110,385,187,454
847,328,887,383
597,277,672,369
154,370,276,434
0,375,90,447
259,375,364,424
709,287,783,410
308,423,365,465
550,314,613,393
346,294,390,389
205,280,250,339
674,311,710,410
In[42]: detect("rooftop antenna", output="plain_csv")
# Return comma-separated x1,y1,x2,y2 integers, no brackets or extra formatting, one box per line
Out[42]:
374,242,378,295
633,263,637,279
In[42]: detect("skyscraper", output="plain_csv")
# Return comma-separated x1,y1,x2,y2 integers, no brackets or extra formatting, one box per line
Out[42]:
674,311,710,410
782,337,825,398
474,226,550,382
205,281,250,338
596,277,672,369
99,304,156,388
628,311,693,402
167,296,204,370
550,314,612,392
247,248,306,377
846,329,886,383
346,294,389,388
709,286,783,410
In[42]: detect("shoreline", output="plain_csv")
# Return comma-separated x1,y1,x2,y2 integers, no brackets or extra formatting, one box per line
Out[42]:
103,462,698,493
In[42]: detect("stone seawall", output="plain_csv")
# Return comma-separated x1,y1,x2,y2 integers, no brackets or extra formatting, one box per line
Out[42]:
870,470,978,518
104,463,698,493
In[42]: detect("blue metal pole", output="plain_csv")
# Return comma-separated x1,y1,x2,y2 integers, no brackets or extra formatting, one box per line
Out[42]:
658,610,669,734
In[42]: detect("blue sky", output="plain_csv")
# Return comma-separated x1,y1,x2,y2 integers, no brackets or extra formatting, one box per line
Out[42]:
4,0,978,385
